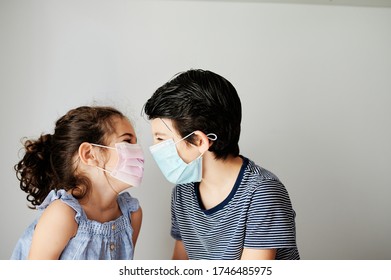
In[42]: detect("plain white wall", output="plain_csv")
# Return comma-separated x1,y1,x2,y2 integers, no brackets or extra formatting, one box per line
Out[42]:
0,0,390,260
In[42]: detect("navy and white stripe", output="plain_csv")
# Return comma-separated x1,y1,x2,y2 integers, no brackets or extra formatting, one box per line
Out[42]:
171,156,300,260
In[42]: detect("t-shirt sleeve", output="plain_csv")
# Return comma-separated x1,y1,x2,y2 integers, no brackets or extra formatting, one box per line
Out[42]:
170,187,182,240
244,179,298,249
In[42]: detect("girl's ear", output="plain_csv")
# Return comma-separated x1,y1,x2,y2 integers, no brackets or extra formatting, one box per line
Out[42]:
192,131,212,154
78,142,98,166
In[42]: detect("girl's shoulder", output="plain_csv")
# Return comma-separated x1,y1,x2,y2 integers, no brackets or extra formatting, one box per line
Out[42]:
38,198,78,229
29,193,78,258
37,189,83,223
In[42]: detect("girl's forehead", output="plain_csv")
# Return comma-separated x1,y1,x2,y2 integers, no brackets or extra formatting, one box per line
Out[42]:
114,117,133,129
107,117,136,139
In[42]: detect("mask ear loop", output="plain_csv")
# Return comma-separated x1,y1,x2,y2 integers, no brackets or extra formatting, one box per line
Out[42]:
175,132,218,145
195,133,218,159
206,133,217,141
90,143,116,172
160,118,197,145
91,143,116,150
90,143,120,194
174,131,195,145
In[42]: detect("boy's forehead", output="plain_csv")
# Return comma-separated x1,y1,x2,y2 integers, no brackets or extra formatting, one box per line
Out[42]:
151,118,175,134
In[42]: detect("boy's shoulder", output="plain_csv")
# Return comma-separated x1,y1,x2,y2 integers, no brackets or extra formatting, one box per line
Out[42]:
244,157,281,182
241,157,288,196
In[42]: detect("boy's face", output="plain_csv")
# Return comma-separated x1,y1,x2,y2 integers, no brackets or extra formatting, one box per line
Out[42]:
150,118,178,144
150,118,200,164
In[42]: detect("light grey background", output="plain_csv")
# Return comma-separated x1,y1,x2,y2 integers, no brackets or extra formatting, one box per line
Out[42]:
0,0,390,260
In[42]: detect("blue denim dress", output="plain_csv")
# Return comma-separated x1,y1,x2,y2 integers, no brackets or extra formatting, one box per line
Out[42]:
10,189,139,260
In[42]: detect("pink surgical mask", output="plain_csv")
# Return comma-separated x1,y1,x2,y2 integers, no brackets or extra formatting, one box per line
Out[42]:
91,142,144,188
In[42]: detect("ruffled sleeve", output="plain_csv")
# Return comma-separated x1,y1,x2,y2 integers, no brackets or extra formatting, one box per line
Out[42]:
118,191,140,216
36,189,83,223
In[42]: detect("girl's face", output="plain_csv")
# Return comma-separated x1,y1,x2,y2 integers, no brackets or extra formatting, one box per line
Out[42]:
100,117,138,193
150,118,199,164
106,117,137,146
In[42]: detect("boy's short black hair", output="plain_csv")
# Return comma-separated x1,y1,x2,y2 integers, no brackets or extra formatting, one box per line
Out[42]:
143,69,242,160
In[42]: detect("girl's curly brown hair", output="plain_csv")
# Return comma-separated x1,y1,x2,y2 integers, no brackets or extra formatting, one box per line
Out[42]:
15,106,125,208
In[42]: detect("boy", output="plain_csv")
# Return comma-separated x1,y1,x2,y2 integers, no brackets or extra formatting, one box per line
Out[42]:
143,69,299,260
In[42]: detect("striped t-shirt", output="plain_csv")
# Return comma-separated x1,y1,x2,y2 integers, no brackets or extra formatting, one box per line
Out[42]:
171,156,300,260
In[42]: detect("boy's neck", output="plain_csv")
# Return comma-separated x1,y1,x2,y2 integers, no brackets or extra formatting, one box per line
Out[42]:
201,153,243,189
198,153,243,210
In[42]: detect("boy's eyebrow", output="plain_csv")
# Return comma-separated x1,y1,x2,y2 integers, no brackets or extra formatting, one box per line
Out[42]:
154,132,169,137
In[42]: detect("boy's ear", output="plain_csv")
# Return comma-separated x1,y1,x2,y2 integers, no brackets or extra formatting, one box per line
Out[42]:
193,131,212,154
78,142,98,166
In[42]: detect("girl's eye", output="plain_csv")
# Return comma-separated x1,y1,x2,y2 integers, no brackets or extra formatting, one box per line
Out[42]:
123,139,132,143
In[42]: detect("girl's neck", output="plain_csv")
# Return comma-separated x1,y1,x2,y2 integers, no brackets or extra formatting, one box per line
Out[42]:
78,187,121,223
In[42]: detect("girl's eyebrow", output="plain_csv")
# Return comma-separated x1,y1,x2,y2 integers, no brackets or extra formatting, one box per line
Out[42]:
119,132,135,138
120,132,137,141
119,132,138,143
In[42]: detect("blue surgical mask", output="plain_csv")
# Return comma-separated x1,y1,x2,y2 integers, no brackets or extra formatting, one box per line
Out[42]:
149,132,217,185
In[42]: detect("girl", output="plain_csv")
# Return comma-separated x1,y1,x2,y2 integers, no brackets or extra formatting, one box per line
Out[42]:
11,106,143,260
